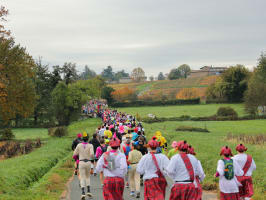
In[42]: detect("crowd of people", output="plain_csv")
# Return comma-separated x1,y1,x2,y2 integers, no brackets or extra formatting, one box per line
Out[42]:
72,105,256,200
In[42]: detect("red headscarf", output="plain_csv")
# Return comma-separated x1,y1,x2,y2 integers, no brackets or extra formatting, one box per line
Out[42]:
178,140,189,151
236,144,247,152
220,146,233,156
109,137,120,147
148,137,159,148
188,145,196,155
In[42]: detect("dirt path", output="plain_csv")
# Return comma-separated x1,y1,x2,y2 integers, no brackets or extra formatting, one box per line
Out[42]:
66,173,218,200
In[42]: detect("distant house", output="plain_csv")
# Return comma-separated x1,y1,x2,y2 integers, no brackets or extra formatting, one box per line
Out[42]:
189,66,227,78
119,77,132,83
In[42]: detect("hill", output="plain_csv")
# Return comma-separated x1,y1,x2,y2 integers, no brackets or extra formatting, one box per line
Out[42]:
109,75,218,100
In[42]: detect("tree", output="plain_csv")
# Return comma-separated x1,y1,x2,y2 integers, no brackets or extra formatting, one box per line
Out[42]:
149,76,154,81
80,65,96,80
158,72,165,80
131,67,146,82
101,86,115,104
0,38,37,125
50,65,62,88
33,58,53,125
101,66,114,81
222,65,250,102
0,6,11,39
245,53,266,114
114,70,129,81
178,64,191,78
61,62,79,85
168,68,181,80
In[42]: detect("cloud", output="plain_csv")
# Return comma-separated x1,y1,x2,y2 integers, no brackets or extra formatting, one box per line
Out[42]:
2,0,266,76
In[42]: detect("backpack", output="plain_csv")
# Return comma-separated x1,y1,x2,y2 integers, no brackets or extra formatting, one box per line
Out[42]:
222,159,234,180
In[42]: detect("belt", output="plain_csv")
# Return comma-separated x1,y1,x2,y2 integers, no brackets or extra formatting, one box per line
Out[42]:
175,180,192,183
130,162,138,164
79,159,91,162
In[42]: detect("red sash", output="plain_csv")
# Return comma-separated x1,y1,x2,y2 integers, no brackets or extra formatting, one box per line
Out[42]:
243,155,252,175
151,153,166,179
180,153,194,182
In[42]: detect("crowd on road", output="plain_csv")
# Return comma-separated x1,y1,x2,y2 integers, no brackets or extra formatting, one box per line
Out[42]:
72,102,256,200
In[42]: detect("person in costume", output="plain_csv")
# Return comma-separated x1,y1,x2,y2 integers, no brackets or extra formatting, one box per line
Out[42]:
214,146,243,200
167,140,201,200
104,126,112,139
73,132,94,199
95,138,108,186
128,142,143,198
136,138,169,200
72,133,83,175
154,131,167,153
96,137,128,200
89,133,100,176
167,141,179,159
233,144,256,200
187,145,205,200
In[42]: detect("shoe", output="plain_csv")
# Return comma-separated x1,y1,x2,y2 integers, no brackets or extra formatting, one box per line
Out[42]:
74,170,78,175
86,185,92,197
130,191,135,196
87,192,93,198
136,192,140,198
126,182,129,188
81,187,86,200
81,194,86,200
93,173,97,176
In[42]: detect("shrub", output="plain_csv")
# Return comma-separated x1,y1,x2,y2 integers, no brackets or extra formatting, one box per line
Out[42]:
5,141,21,158
176,126,209,132
48,126,68,137
0,128,15,141
22,140,34,154
216,107,238,119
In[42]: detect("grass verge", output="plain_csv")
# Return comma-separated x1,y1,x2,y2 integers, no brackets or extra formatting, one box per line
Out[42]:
0,118,101,200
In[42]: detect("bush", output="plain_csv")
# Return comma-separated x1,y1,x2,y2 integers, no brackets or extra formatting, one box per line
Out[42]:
176,126,209,132
216,107,238,119
5,141,21,158
48,126,68,137
22,140,34,154
0,128,15,141
35,138,42,148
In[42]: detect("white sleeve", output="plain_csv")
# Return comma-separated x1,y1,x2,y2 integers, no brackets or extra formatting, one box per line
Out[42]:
162,155,170,175
166,156,177,179
136,156,146,175
217,160,225,176
96,154,104,173
119,154,128,176
197,160,205,182
251,159,256,171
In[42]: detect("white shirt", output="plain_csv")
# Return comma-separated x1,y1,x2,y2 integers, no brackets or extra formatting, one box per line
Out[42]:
217,159,243,193
96,151,127,178
166,154,201,186
232,153,256,176
136,153,169,180
99,128,105,137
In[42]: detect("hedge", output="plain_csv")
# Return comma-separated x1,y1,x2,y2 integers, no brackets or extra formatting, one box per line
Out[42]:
111,98,200,107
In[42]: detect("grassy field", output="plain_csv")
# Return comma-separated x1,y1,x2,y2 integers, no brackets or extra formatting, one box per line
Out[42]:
0,118,101,200
12,128,49,140
119,105,266,200
116,103,246,118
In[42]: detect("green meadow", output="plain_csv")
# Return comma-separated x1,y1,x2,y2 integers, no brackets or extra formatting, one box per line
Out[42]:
116,103,245,118
118,104,266,200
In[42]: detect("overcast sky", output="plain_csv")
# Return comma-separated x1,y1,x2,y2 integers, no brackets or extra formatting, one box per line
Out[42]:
2,0,266,76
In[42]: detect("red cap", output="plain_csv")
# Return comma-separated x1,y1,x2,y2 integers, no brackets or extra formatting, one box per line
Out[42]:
220,146,233,156
148,138,159,149
77,133,82,138
134,128,138,133
188,145,196,155
236,144,247,152
178,140,189,151
109,137,120,147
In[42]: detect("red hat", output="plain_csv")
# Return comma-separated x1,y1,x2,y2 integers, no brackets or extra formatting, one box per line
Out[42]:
178,140,189,151
236,144,247,152
134,127,138,133
77,133,82,138
109,137,120,147
220,146,233,156
148,137,159,148
188,145,196,155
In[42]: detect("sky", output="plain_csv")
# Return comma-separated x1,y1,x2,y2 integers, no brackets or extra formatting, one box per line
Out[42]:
2,0,266,77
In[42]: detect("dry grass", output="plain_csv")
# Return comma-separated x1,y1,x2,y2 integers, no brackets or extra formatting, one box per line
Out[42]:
46,173,64,192
227,133,266,145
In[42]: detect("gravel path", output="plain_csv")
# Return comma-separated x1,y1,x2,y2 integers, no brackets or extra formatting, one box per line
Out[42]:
67,173,218,200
